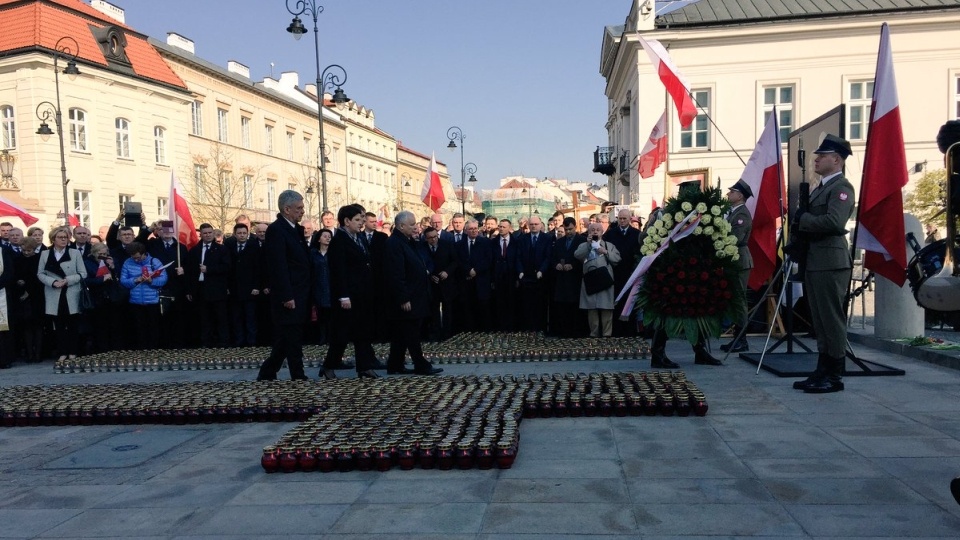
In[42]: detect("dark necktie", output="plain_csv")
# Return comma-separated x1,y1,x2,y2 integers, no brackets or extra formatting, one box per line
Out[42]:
238,243,244,253
531,234,538,247
468,239,473,257
367,232,373,243
355,235,366,254
431,245,436,253
455,233,461,243
165,241,172,249
622,228,628,236
501,238,507,258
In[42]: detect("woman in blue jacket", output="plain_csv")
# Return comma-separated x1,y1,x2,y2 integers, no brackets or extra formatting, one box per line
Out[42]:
120,242,167,350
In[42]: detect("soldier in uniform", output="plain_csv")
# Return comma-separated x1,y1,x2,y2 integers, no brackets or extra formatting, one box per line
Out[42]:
792,134,856,394
720,179,754,353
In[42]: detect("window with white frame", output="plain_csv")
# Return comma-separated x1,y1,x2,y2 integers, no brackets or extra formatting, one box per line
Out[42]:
267,179,277,211
194,164,206,203
264,124,273,155
303,137,311,165
680,89,710,149
1,105,15,149
118,194,132,215
242,174,253,208
115,118,131,158
191,101,203,136
286,132,295,160
954,75,960,120
217,108,229,143
73,191,91,228
68,108,87,151
848,79,874,141
157,197,168,218
240,116,251,148
154,126,166,164
330,144,340,172
762,84,794,142
350,161,356,181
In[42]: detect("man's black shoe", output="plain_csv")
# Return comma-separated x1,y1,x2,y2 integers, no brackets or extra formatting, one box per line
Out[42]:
387,367,415,375
291,375,310,381
803,378,844,394
651,357,680,369
413,366,443,375
792,376,822,390
255,374,276,381
720,341,748,353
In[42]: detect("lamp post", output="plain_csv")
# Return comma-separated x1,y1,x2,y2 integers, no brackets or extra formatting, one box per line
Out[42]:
446,126,478,215
399,172,412,211
35,36,80,225
0,150,16,189
285,1,350,213
304,175,320,223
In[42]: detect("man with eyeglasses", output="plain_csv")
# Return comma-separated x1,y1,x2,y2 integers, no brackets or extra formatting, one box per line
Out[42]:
419,226,457,340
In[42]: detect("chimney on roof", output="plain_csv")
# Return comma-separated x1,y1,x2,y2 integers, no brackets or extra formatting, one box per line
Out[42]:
227,61,250,79
90,0,125,23
166,33,195,55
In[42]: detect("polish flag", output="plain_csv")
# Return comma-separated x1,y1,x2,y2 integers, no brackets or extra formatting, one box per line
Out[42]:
651,198,658,211
856,23,908,286
168,171,199,250
421,152,445,212
638,111,668,179
377,204,389,228
741,107,787,291
95,260,110,278
0,195,38,226
68,214,80,227
637,35,697,129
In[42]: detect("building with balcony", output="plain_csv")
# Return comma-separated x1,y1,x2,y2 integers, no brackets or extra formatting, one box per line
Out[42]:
598,0,960,212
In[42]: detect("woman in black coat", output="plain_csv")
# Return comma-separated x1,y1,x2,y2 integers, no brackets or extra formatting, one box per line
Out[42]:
13,237,45,362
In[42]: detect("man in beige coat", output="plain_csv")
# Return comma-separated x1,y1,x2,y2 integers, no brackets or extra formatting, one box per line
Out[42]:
575,223,620,337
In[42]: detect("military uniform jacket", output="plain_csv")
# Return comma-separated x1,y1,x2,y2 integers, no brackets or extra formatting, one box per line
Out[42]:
727,204,754,270
798,174,855,272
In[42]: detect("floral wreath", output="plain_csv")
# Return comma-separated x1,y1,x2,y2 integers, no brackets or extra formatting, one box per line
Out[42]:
634,187,745,344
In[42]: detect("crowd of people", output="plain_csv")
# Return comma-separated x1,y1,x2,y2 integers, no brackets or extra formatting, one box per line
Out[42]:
0,186,756,377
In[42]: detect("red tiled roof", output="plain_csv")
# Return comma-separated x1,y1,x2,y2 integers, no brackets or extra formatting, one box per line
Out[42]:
0,0,186,89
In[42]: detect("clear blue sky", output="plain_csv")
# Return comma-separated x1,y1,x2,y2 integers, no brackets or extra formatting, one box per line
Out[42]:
112,0,631,191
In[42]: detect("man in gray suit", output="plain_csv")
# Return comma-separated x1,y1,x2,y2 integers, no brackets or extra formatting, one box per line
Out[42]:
720,179,754,353
792,134,856,394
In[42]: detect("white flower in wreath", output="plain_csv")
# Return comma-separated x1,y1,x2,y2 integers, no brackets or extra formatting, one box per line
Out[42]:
710,205,722,216
724,244,737,256
716,250,726,258
724,235,737,246
662,214,674,226
713,240,725,251
692,226,703,235
703,225,715,236
732,253,740,261
674,211,685,222
695,202,708,214
700,214,712,225
681,201,693,212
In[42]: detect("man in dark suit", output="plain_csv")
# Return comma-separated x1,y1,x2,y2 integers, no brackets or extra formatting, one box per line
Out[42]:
551,217,587,337
70,226,92,259
383,211,442,375
321,204,383,379
455,218,493,332
0,246,14,368
363,212,389,343
720,179,755,353
186,223,231,347
448,213,465,244
224,222,263,347
256,191,311,381
420,226,458,340
515,215,552,331
147,223,190,348
491,218,519,331
603,208,642,336
792,134,856,394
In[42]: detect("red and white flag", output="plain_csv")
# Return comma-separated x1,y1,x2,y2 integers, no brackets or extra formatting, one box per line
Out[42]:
67,214,80,227
95,260,110,278
741,107,787,291
421,152,445,212
856,23,908,286
637,35,697,129
376,204,389,228
0,195,38,226
168,171,199,250
638,111,668,179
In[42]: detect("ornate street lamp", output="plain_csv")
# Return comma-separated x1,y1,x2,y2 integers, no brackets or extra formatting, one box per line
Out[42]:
446,126,478,215
35,36,80,224
285,1,350,213
0,149,16,189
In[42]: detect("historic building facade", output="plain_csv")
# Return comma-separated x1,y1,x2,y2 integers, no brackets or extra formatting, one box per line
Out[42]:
599,0,960,210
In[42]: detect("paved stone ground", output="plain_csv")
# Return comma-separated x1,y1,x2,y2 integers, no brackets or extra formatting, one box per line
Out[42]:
2,327,960,539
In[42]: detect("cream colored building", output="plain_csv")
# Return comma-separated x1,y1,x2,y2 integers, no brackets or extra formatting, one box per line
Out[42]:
0,0,192,231
341,103,399,215
600,0,960,211
153,35,348,231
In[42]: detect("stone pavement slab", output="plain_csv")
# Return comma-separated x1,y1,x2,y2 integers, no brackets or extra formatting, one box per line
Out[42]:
1,335,960,537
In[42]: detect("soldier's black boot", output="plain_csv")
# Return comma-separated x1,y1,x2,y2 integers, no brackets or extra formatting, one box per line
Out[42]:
650,329,679,369
693,340,723,366
793,353,828,390
803,354,845,393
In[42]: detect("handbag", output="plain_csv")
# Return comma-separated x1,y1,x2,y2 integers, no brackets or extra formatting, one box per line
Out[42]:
583,264,614,295
159,295,175,316
78,282,96,313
